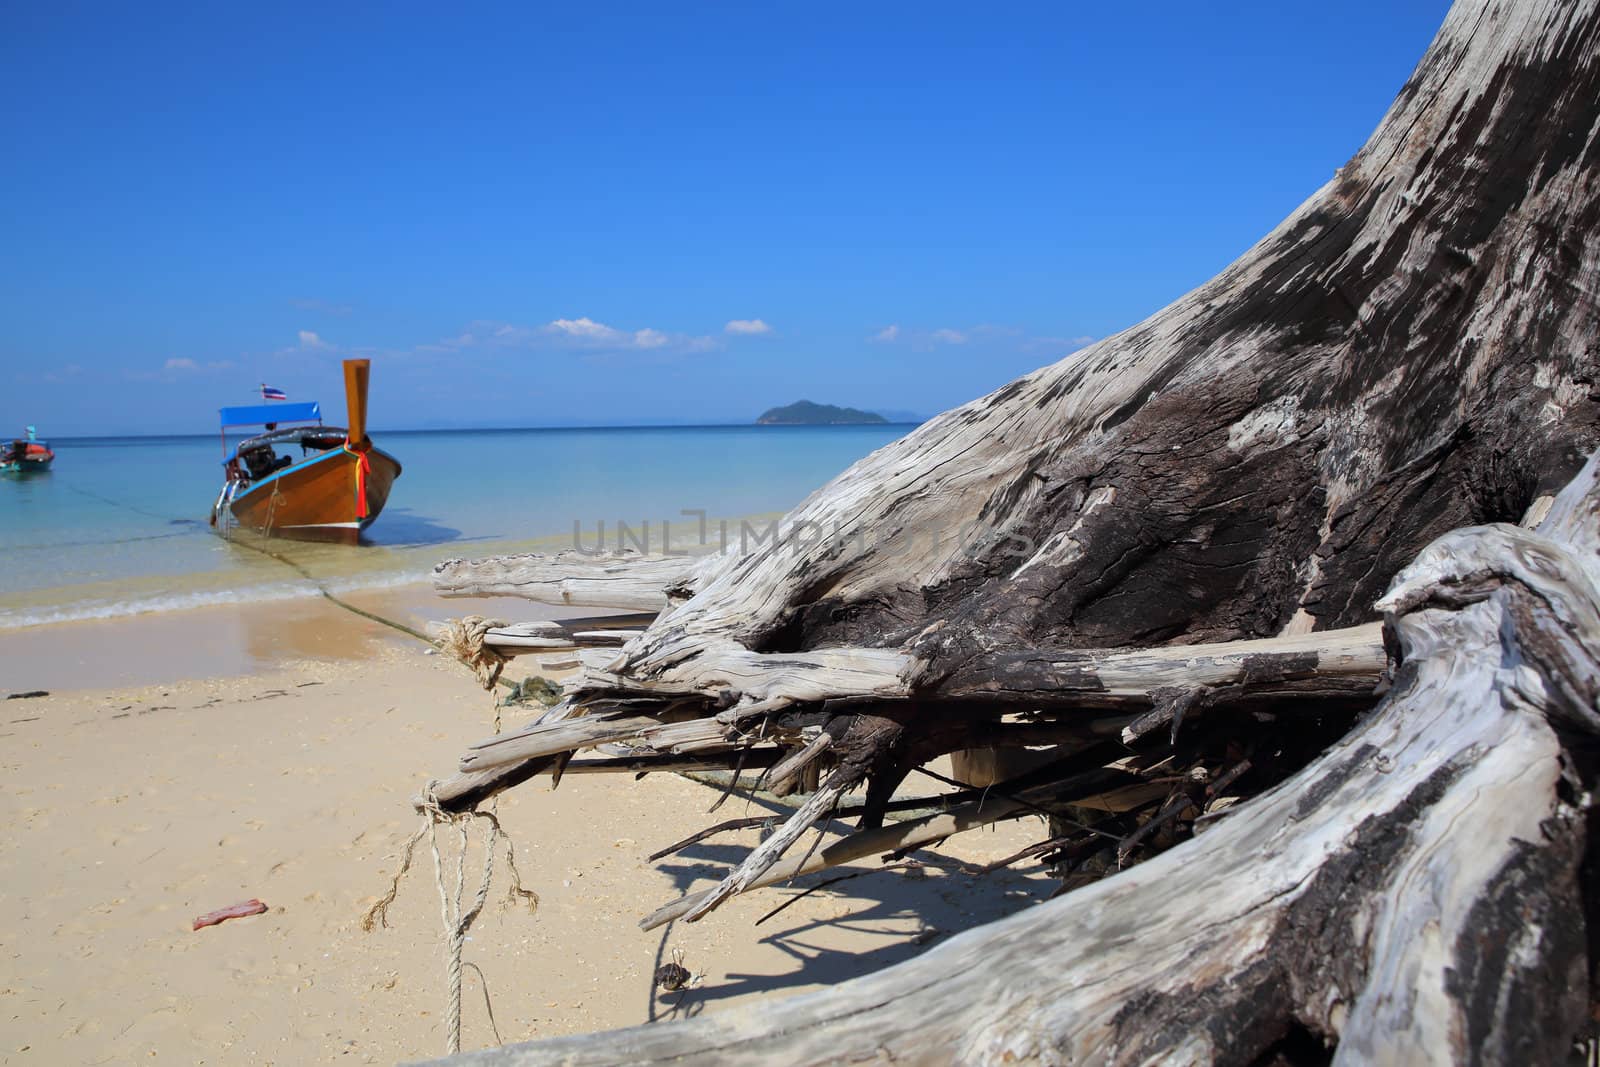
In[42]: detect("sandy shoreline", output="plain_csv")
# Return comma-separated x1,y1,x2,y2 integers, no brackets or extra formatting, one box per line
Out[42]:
0,581,553,693
0,598,1050,1064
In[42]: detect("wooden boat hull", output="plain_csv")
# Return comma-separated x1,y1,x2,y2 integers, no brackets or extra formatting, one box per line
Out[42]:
228,446,401,543
2,441,53,475
0,456,52,475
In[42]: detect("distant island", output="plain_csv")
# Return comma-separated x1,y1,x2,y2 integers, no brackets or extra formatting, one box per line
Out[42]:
756,400,889,425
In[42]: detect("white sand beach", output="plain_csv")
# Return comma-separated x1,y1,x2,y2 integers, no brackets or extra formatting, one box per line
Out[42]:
0,594,1050,1065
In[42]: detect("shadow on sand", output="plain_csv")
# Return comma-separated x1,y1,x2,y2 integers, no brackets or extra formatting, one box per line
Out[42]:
644,820,1050,1022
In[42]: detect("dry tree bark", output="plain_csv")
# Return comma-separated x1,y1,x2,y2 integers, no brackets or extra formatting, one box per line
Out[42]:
418,0,1600,1061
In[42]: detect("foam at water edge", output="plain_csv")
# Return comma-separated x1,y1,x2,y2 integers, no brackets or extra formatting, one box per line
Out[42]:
0,562,444,630
322,567,434,596
0,581,326,630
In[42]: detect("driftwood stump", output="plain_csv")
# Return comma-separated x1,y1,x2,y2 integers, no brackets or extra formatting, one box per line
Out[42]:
416,0,1600,1060
435,457,1600,1063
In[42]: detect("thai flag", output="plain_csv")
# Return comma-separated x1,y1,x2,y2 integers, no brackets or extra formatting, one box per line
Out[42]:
261,384,287,400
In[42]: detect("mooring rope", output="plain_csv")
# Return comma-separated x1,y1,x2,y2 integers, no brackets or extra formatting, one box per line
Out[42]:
62,476,544,1051
54,478,537,705
218,529,439,646
428,786,490,1057
227,535,540,1049
434,615,511,690
363,779,539,1055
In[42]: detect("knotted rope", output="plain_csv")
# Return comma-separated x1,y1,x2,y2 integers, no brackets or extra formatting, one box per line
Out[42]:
435,615,510,689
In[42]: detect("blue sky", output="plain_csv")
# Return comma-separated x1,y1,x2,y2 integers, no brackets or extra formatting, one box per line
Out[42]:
2,1,1451,435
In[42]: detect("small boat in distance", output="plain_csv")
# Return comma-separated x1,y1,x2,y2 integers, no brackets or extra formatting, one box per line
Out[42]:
210,359,402,543
1,427,54,475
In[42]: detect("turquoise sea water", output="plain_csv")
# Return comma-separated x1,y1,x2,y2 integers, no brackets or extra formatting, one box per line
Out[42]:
0,424,913,629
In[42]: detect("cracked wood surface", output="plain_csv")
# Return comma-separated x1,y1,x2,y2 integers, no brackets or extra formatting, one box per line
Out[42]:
433,553,702,611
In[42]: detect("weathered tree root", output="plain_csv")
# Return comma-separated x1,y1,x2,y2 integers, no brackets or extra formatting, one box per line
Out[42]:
426,459,1600,1065
409,0,1600,1059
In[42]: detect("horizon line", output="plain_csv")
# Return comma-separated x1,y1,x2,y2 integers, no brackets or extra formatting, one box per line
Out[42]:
39,418,928,442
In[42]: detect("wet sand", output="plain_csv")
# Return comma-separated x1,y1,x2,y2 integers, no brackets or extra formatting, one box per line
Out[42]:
0,583,605,693
0,598,1051,1064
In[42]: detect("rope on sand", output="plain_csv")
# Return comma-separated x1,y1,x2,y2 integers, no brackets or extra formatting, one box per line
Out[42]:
69,478,543,1052
363,679,538,1055
363,781,538,1055
362,660,540,1055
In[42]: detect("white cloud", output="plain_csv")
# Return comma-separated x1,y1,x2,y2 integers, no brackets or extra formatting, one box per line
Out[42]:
539,318,678,350
484,317,716,353
725,318,772,335
546,317,624,343
164,357,198,370
875,323,997,345
298,330,329,349
419,317,721,360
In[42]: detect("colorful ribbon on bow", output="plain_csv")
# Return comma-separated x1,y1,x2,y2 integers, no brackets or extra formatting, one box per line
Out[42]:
344,440,372,519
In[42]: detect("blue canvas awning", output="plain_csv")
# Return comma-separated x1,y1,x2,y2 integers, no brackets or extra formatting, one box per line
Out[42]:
219,401,321,428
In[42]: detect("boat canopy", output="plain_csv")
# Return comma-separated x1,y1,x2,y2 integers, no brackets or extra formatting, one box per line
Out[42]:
219,401,321,428
221,423,348,465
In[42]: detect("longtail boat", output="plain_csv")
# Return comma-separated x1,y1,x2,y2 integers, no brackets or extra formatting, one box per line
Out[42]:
209,359,402,543
1,427,53,475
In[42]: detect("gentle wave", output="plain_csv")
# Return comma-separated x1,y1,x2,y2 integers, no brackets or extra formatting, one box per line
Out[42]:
0,580,327,629
0,509,798,631
0,564,445,630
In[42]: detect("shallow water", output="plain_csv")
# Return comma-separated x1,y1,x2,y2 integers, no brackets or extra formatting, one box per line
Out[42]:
0,424,913,628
